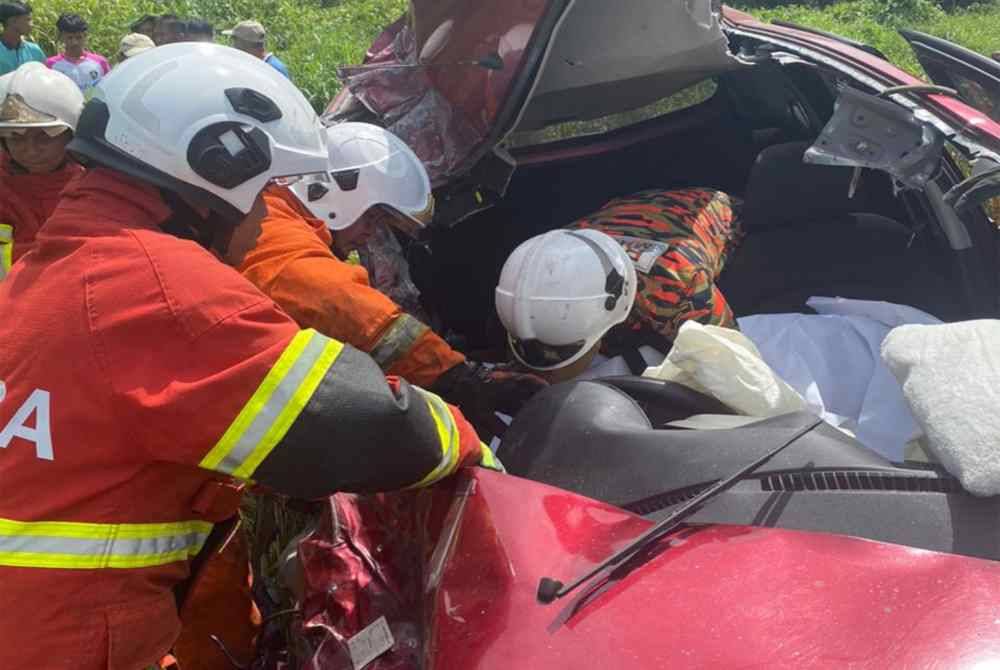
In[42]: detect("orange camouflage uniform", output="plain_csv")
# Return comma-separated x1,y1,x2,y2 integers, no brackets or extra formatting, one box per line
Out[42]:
569,188,744,351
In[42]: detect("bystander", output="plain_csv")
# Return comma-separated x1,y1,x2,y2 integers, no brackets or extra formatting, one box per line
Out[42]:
46,13,109,93
0,2,43,75
223,20,291,79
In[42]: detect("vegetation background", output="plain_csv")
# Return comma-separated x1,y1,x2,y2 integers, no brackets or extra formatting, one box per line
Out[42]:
24,0,1000,113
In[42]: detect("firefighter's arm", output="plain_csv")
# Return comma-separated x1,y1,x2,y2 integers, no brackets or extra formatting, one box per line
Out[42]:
198,329,496,500
266,252,465,387
245,192,465,387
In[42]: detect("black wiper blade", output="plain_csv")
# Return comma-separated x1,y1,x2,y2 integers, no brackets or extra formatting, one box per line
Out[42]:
536,417,824,605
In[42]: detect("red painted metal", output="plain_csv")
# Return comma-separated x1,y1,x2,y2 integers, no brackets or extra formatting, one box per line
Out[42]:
330,4,1000,179
426,470,1000,668
327,0,551,184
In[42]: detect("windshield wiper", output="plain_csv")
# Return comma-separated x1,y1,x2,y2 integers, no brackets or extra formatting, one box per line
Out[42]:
536,417,824,605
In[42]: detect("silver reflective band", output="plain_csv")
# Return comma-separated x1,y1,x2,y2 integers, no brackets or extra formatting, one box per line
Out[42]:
215,331,330,476
199,329,344,480
370,314,429,371
0,517,213,569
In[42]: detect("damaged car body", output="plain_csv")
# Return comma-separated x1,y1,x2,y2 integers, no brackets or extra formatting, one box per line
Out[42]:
271,2,1000,668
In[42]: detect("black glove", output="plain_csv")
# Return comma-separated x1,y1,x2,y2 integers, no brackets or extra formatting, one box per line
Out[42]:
431,361,548,441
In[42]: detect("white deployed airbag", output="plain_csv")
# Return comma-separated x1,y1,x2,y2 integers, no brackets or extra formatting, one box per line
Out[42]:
882,320,1000,496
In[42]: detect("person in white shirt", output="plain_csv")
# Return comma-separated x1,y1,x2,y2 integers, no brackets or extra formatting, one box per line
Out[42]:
44,13,109,92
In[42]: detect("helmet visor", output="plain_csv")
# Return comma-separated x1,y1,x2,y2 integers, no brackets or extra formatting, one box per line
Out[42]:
379,194,434,239
508,334,588,371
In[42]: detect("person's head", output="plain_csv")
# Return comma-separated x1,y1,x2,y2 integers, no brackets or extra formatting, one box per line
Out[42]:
223,20,267,58
290,122,433,257
130,14,156,38
0,62,84,173
0,2,32,38
495,229,638,383
117,32,154,63
68,43,328,267
185,19,214,43
152,14,185,46
56,13,88,58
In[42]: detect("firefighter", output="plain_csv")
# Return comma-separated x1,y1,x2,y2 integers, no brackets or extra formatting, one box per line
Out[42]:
0,43,496,670
496,189,743,381
0,62,85,278
241,122,547,437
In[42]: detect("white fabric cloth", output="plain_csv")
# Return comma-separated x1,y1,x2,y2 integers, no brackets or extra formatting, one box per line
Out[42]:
640,298,940,461
882,320,1000,496
736,298,941,461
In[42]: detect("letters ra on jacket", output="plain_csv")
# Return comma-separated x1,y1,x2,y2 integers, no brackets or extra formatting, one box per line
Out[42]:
0,381,54,461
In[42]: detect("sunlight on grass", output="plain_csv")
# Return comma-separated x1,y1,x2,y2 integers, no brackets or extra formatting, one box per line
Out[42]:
26,0,999,114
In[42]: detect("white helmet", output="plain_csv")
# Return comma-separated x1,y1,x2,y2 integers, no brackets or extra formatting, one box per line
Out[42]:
69,43,327,222
496,229,638,371
0,62,84,136
290,122,433,235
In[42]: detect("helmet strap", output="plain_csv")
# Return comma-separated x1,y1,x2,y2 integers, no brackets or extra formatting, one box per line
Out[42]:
159,188,238,258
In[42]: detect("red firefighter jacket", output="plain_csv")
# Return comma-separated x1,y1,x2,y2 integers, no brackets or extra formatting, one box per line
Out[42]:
0,153,84,276
0,169,486,669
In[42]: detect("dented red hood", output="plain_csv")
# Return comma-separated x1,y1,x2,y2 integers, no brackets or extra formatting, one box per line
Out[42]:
293,471,1000,669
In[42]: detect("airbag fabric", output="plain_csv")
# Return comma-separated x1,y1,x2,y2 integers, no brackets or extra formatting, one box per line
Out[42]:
643,321,809,417
882,320,1000,496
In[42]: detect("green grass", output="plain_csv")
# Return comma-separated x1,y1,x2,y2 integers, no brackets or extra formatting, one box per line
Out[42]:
742,0,1000,77
26,0,1000,113
28,0,407,111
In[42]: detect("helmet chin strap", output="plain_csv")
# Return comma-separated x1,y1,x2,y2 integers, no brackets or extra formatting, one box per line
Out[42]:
159,188,238,259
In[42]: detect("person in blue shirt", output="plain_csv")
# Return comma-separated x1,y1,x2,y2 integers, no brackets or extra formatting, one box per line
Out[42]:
223,20,291,80
0,2,45,75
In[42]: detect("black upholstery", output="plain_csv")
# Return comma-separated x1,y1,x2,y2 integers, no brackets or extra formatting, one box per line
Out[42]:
721,141,960,319
719,213,946,316
740,141,900,230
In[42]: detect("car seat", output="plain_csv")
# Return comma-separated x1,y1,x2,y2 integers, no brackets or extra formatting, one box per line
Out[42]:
719,141,959,318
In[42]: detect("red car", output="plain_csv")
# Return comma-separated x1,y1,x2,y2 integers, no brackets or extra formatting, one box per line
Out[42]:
291,2,1000,668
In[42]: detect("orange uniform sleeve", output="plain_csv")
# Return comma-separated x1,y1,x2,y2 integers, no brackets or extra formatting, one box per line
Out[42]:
239,189,464,388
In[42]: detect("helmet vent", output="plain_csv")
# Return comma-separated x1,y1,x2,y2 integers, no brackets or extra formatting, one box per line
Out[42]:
604,268,625,311
307,181,329,202
225,88,282,123
332,169,360,192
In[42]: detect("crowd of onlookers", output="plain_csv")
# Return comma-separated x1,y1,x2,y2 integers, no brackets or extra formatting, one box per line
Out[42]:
0,1,291,93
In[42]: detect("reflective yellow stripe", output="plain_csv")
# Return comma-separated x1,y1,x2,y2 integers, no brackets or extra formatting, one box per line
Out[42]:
408,389,461,488
0,517,212,570
0,548,201,570
479,444,504,472
0,223,12,281
199,329,344,479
